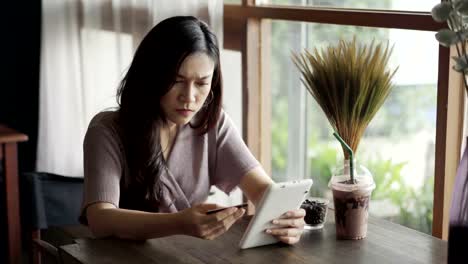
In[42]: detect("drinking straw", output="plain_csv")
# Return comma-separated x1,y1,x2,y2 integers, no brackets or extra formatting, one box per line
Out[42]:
333,132,355,183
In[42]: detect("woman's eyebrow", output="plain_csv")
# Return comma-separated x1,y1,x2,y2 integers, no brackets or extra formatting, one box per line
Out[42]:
177,74,212,79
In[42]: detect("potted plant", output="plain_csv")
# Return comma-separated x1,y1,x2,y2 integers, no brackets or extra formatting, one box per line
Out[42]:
432,0,468,94
431,1,468,262
292,38,398,239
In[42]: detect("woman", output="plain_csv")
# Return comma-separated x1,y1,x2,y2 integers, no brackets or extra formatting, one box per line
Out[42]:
80,16,305,244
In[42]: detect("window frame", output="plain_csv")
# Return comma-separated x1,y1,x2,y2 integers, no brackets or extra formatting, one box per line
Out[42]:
224,0,462,239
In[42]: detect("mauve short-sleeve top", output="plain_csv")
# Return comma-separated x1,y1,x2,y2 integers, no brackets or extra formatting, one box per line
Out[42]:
79,109,260,224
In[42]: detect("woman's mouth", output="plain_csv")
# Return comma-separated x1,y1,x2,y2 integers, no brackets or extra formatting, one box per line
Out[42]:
176,109,193,117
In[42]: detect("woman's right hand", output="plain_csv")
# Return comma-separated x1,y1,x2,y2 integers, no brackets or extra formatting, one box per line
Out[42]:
177,203,245,240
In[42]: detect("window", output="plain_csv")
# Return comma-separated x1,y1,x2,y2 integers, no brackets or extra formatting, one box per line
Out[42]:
224,2,459,239
79,28,133,116
267,20,438,234
224,0,241,4
258,0,439,12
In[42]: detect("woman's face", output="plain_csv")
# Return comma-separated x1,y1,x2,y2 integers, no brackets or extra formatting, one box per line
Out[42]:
160,52,215,126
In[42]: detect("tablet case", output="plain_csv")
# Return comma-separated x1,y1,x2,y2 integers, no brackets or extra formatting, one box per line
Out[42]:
239,179,313,249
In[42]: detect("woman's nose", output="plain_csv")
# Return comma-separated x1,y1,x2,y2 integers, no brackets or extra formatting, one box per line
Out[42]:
179,83,196,102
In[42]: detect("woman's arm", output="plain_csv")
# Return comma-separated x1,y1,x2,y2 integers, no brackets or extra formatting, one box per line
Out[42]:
86,202,182,240
238,166,274,207
86,202,245,240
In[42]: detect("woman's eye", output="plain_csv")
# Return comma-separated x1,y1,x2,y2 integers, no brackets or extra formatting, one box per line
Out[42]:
175,80,184,83
197,83,210,87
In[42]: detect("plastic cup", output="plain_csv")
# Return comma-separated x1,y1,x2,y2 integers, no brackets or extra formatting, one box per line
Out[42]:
331,186,372,239
329,162,375,240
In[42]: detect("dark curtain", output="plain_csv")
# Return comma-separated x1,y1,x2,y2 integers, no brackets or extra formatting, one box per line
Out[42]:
0,2,40,173
0,1,41,262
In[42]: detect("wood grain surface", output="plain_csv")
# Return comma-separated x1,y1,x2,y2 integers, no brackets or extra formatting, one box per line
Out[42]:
60,211,447,264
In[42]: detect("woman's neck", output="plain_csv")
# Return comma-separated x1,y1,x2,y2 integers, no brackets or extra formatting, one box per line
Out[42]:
160,121,179,161
161,121,178,135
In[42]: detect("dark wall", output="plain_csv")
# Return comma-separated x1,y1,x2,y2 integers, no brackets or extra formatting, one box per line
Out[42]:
0,1,41,173
0,1,41,262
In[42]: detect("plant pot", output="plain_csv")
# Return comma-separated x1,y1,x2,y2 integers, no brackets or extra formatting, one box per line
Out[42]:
329,160,375,240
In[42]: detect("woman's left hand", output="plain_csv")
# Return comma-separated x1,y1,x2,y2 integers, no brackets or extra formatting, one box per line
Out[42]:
266,208,306,245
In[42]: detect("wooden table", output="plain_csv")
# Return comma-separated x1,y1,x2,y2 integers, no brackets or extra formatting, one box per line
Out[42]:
0,125,28,264
59,211,447,264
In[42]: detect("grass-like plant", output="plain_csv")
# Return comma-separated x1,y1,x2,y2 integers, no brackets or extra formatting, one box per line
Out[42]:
292,38,398,164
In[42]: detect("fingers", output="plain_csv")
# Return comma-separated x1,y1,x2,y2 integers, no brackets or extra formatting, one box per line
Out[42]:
187,204,246,239
203,205,246,225
203,225,226,240
271,218,305,228
265,209,305,245
202,206,238,224
211,208,245,232
202,208,245,240
219,208,245,228
203,218,233,240
265,227,303,237
266,227,303,245
271,209,306,228
197,203,222,213
279,209,306,219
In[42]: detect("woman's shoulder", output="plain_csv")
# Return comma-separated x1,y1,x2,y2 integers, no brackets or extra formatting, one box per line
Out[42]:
84,110,124,151
200,108,240,142
189,108,229,135
88,110,120,130
86,110,123,141
215,108,235,131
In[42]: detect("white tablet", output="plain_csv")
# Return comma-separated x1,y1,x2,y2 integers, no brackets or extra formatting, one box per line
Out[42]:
239,179,313,249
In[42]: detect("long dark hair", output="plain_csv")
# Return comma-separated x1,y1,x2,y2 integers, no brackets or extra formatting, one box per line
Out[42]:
116,16,222,207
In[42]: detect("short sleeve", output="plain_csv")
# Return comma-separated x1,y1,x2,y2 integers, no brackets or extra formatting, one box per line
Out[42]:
79,124,123,225
211,111,260,194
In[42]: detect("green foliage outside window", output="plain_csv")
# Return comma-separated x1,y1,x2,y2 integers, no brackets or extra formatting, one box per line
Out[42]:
224,0,241,4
